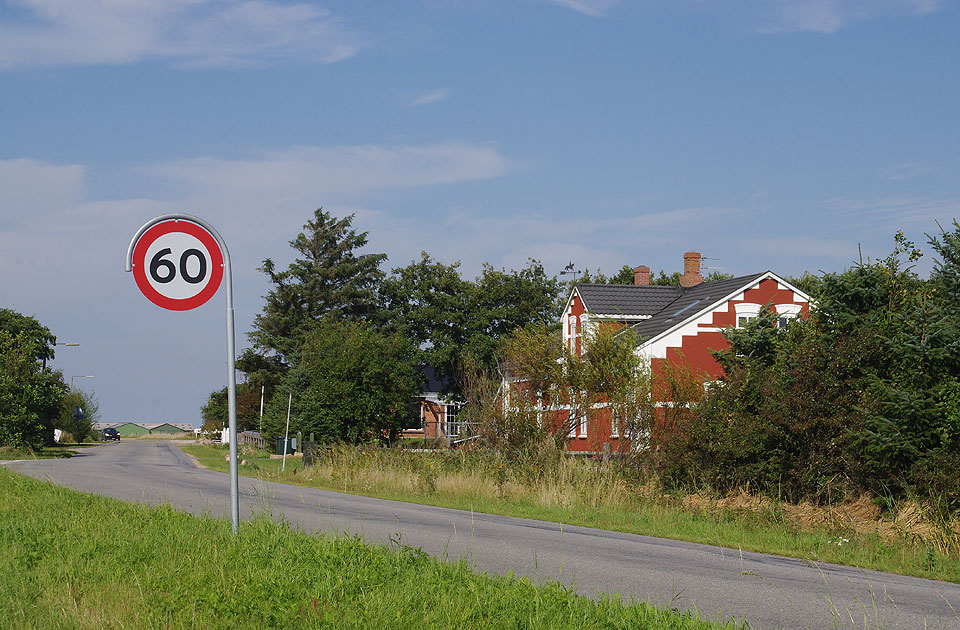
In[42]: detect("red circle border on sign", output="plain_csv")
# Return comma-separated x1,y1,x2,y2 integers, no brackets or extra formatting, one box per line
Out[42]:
132,219,224,311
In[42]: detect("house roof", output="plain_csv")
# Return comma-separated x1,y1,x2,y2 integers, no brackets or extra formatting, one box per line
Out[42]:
625,272,767,343
419,365,448,394
575,284,682,317
96,421,195,431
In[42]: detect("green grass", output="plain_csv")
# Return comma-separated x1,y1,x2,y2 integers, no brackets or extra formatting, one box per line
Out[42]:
0,467,738,630
0,444,97,460
182,443,960,583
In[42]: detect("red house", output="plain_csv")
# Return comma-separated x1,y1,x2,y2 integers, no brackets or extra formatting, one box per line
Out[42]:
403,366,467,444
558,252,812,453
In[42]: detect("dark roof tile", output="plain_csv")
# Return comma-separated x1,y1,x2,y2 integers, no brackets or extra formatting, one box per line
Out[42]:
626,273,767,343
575,284,682,317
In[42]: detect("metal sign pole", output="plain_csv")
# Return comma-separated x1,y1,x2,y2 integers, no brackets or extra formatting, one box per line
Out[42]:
126,213,239,535
223,241,239,534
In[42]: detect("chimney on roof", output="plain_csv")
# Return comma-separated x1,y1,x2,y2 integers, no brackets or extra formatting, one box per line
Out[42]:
633,265,650,286
680,252,703,288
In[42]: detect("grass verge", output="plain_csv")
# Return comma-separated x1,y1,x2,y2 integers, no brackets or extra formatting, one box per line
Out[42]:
0,444,97,460
182,442,960,583
0,467,738,629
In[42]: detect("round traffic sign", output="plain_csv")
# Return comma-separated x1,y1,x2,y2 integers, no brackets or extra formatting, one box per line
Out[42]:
131,219,224,311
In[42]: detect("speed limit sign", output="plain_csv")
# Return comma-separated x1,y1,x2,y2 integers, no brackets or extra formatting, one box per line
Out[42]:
130,218,224,311
125,213,241,535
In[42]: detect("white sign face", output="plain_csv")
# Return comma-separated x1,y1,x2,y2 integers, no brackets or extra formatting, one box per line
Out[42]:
131,219,224,311
141,231,213,300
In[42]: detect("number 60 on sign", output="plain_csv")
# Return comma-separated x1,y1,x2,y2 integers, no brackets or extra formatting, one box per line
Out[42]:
130,219,224,311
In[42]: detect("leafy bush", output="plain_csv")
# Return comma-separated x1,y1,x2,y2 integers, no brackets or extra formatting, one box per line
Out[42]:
655,225,960,511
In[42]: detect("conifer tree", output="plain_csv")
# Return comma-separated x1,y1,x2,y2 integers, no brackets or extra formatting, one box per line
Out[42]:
248,209,386,366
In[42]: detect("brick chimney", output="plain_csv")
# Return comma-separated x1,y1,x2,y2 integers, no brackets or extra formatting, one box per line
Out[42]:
679,252,703,288
633,265,650,286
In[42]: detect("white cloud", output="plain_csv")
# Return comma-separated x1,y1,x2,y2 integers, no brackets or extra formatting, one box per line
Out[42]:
0,158,85,227
543,0,621,17
755,0,941,34
821,195,960,231
880,162,936,182
145,143,514,201
409,88,450,107
0,0,365,69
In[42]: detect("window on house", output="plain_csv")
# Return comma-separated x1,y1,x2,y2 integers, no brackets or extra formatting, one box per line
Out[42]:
776,304,802,329
445,404,463,437
568,415,579,438
734,303,762,328
610,411,620,439
536,391,544,428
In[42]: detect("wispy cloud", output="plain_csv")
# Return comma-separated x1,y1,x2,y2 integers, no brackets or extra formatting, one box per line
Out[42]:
755,0,941,34
542,0,621,17
880,162,937,182
145,143,513,201
0,0,366,69
409,88,450,107
822,195,960,231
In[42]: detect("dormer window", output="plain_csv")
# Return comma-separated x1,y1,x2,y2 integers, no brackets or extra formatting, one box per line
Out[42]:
734,303,762,328
775,304,802,328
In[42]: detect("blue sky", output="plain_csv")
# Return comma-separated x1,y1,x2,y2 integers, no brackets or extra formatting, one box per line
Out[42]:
1,0,957,424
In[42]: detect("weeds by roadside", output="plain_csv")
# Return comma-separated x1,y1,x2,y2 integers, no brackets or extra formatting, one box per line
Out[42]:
181,441,960,583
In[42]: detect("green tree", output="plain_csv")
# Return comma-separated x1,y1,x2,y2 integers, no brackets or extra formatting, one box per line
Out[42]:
465,260,563,372
263,319,420,444
577,267,732,286
0,330,66,448
659,227,960,506
201,383,264,434
0,308,56,366
380,252,471,395
488,324,653,451
57,389,99,443
381,255,563,399
249,209,387,365
579,265,636,285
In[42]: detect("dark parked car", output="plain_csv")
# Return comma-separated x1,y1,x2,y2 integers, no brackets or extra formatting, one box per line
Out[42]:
101,427,120,441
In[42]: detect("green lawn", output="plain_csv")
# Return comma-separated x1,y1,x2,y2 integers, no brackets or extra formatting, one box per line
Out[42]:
0,467,739,629
181,443,960,583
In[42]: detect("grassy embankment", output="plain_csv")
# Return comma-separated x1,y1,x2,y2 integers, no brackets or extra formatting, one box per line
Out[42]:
182,442,960,583
0,467,738,630
0,444,98,460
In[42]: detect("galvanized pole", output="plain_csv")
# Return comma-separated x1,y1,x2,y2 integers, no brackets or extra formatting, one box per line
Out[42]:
259,385,264,433
223,240,239,535
126,213,239,535
282,392,292,472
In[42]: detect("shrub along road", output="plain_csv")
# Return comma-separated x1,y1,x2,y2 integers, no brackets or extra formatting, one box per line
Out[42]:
5,440,959,630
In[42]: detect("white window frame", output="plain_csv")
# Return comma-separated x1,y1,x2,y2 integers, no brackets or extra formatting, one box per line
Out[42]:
610,410,619,439
573,315,581,352
445,403,463,437
734,303,762,328
776,303,802,328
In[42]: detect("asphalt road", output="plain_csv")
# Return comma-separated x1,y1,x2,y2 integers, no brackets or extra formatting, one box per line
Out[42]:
5,440,960,629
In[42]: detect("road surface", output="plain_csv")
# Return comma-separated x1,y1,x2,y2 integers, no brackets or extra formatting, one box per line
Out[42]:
5,440,959,629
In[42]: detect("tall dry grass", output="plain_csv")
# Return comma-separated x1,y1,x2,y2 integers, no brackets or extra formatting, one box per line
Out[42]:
182,440,960,580
288,441,960,558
